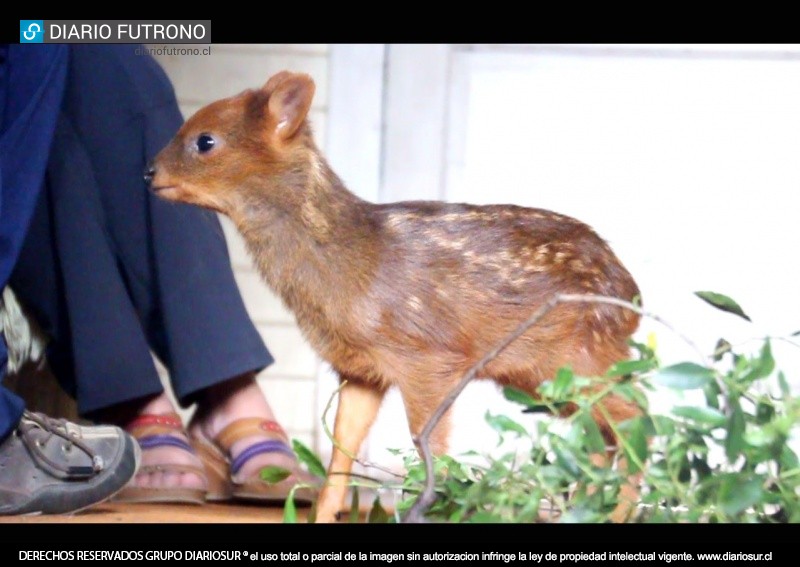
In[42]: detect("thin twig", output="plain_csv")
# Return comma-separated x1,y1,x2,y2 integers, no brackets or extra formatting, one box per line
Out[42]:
556,294,707,363
723,335,800,354
326,471,390,485
773,336,800,351
402,292,698,523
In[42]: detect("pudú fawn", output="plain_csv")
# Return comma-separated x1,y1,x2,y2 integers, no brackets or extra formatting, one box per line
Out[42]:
147,71,642,522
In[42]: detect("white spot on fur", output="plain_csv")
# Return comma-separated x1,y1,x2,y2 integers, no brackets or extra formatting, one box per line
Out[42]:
406,295,423,311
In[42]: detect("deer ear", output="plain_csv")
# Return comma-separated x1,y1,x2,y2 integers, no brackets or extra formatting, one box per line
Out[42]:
263,72,315,140
262,71,294,95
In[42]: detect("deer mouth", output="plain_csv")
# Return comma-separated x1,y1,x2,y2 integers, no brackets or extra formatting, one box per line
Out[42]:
150,185,180,200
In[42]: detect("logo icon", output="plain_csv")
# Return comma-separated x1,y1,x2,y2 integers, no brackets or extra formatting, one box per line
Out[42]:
20,20,44,43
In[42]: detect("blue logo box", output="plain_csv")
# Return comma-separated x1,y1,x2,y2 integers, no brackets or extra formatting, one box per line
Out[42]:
20,20,44,43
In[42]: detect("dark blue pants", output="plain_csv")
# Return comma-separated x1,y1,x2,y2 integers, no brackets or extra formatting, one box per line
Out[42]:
7,45,272,419
0,44,68,440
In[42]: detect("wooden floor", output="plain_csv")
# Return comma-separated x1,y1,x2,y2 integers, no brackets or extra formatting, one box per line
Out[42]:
0,501,307,523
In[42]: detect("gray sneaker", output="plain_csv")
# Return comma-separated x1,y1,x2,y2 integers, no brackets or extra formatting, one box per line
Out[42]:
0,411,140,515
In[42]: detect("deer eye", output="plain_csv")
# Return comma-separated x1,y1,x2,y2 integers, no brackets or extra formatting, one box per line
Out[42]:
195,134,216,153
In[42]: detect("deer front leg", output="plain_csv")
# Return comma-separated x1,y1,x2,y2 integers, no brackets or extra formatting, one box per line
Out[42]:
315,377,385,523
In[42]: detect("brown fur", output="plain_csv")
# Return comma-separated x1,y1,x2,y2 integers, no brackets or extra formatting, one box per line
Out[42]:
150,72,643,522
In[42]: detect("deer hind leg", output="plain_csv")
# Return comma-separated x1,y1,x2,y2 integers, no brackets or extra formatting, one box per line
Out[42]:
315,376,386,523
503,353,643,522
396,368,462,457
563,352,644,523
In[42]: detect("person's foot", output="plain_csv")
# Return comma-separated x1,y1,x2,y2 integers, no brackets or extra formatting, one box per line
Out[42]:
188,374,297,484
188,372,319,503
0,411,140,515
103,392,207,504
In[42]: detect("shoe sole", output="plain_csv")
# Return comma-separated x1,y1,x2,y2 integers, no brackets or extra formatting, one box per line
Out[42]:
1,433,141,516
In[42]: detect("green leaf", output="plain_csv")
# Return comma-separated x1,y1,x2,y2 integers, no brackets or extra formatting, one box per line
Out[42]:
755,401,775,425
367,496,390,523
780,445,799,470
642,415,676,436
621,418,648,474
703,380,722,410
647,460,669,481
718,475,764,517
692,455,712,481
736,340,775,386
516,492,542,522
283,490,297,523
260,466,291,484
349,488,360,524
629,338,657,360
677,454,692,483
672,405,726,428
553,366,574,397
522,401,571,414
552,444,581,478
485,411,527,437
777,371,791,398
743,427,775,448
467,511,503,523
755,340,775,379
614,383,649,410
292,439,327,479
725,403,746,461
606,358,657,377
502,387,539,408
580,414,607,454
654,363,714,390
695,291,752,322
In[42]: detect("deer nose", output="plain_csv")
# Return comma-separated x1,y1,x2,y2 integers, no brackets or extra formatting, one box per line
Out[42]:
143,164,156,185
